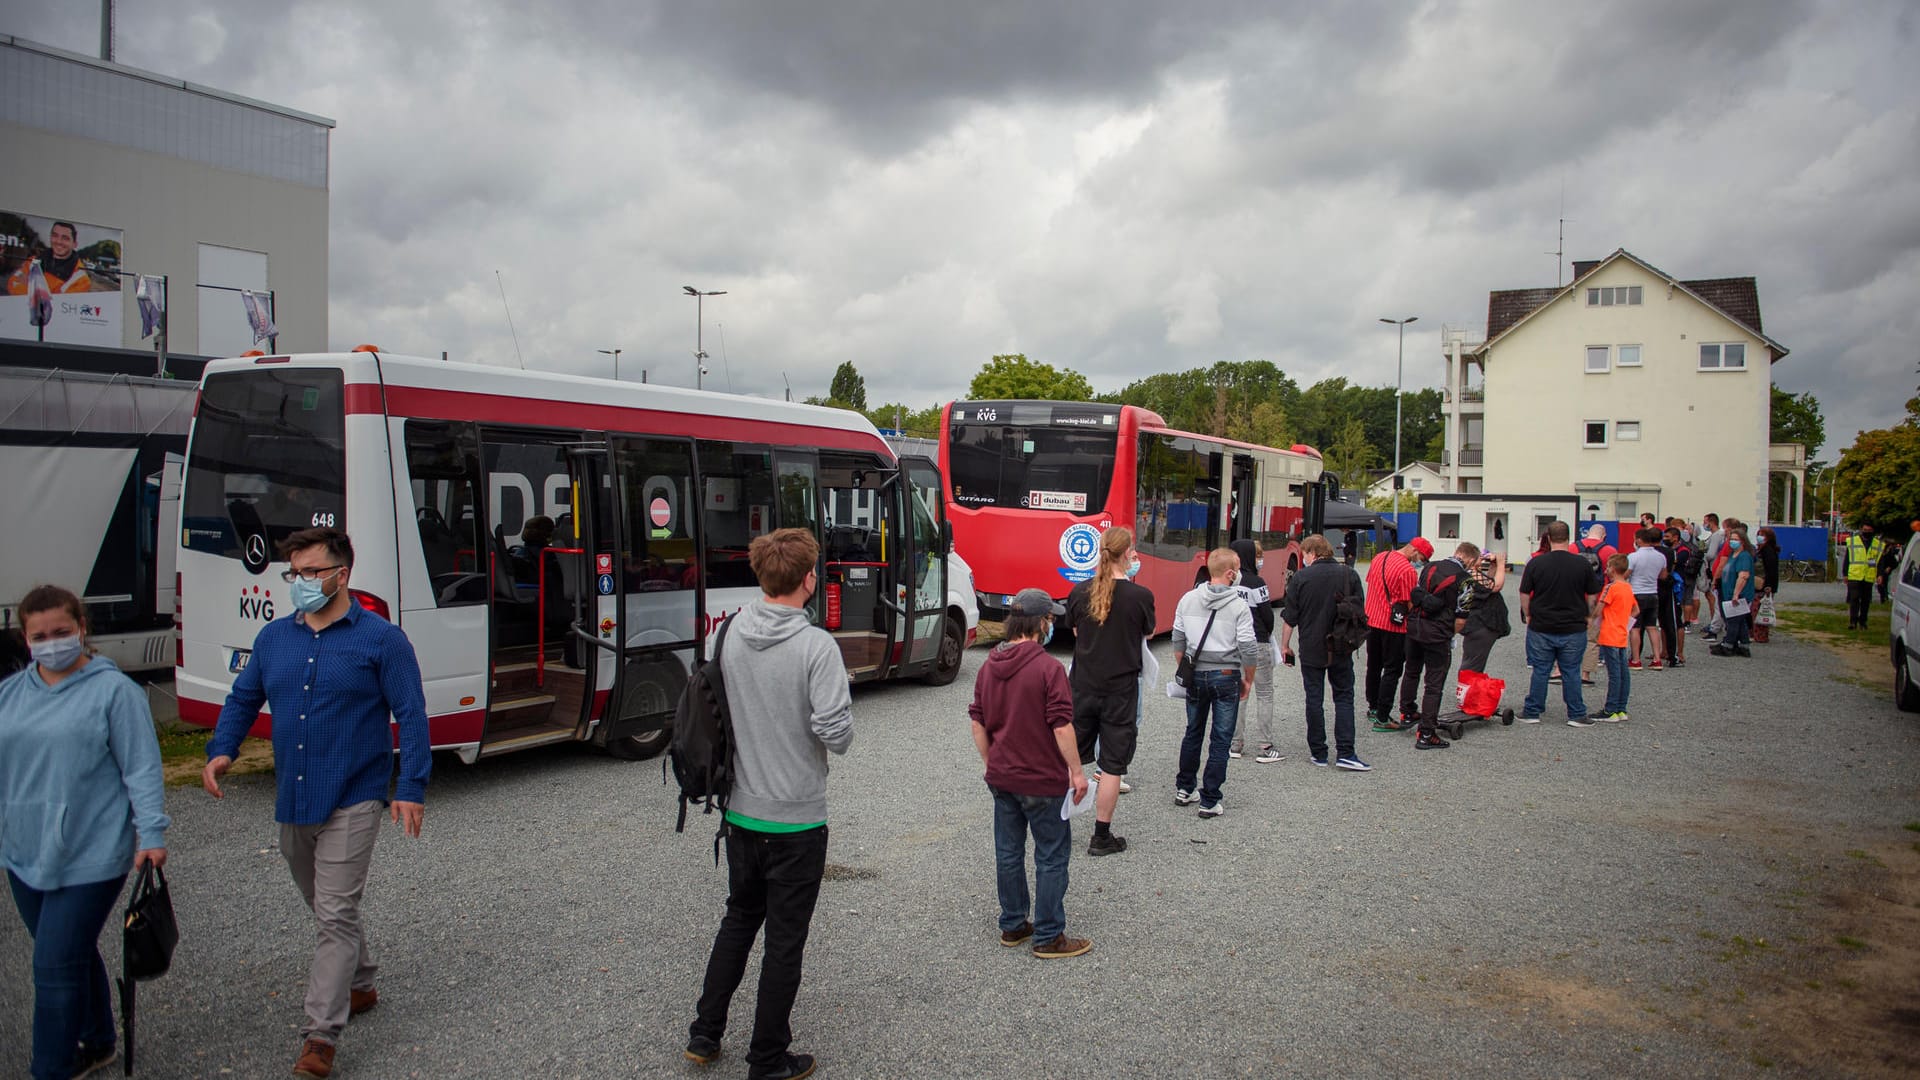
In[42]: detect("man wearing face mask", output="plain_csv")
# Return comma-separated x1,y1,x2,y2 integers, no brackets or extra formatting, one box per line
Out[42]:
1227,538,1283,762
1843,525,1884,630
203,528,430,1080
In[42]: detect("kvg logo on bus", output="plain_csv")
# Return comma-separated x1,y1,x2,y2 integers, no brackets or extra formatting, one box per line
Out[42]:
239,584,275,621
1058,523,1101,583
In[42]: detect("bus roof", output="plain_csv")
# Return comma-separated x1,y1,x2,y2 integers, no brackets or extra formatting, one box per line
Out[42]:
948,397,1320,465
200,352,894,454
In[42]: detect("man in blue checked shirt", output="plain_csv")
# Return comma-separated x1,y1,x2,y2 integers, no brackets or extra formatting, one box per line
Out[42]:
202,527,430,1080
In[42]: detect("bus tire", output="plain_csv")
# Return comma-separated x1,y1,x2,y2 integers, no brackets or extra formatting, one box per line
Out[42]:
603,656,683,760
1895,643,1920,714
923,613,966,686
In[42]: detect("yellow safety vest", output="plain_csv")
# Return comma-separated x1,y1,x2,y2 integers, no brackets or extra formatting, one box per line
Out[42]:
1845,536,1881,582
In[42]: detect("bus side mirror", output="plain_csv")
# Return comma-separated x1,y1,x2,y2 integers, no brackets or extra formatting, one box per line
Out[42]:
1324,476,1341,500
940,521,953,555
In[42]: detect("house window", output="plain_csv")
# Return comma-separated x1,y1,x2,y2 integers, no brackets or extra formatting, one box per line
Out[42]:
1617,501,1638,519
1617,345,1642,367
1616,421,1641,441
1410,478,1423,490
1699,343,1747,370
1584,421,1609,448
1586,286,1643,306
1586,346,1610,373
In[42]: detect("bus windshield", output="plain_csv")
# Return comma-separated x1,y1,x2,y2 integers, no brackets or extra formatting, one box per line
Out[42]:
946,401,1119,512
181,368,346,561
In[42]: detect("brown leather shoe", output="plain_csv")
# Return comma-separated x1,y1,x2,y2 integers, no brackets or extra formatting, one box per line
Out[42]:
350,987,378,1016
292,1039,336,1078
1032,934,1092,958
999,921,1033,947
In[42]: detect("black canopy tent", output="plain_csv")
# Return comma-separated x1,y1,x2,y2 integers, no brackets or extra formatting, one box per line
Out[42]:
1321,498,1394,534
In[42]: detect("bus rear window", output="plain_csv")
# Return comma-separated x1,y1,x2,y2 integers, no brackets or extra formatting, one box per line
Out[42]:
181,369,346,561
946,423,1116,511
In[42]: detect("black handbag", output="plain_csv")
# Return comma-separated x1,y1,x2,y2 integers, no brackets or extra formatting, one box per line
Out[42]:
123,864,178,981
1175,608,1220,687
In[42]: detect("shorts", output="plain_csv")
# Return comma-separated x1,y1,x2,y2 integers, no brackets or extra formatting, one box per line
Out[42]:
1072,686,1138,776
1635,594,1660,625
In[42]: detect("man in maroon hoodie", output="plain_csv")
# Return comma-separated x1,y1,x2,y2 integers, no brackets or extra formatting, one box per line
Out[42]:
969,588,1092,959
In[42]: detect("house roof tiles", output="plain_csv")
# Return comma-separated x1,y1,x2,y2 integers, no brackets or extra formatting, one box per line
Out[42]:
1479,250,1774,354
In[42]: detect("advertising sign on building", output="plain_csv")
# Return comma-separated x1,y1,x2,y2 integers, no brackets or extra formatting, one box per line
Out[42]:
0,211,123,347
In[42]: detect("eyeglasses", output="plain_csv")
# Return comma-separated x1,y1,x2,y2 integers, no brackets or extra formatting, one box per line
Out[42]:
281,565,345,584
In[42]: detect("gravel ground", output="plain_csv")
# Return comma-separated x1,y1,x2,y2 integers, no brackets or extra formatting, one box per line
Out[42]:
4,580,1916,1078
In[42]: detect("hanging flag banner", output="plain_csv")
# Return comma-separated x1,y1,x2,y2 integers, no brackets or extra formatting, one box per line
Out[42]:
0,210,123,346
240,289,276,344
136,275,166,340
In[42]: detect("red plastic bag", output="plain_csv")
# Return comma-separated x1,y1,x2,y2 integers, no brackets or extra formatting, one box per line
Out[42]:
1454,669,1505,717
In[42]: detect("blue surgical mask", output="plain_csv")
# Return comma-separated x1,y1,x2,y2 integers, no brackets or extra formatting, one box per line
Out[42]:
1041,622,1054,647
1126,558,1141,579
290,576,332,614
1728,539,1743,551
30,635,84,672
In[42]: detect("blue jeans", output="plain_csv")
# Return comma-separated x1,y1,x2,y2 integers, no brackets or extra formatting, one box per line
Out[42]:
1302,657,1357,760
989,787,1072,944
1177,668,1242,807
1523,630,1588,720
7,870,126,1080
1599,644,1630,715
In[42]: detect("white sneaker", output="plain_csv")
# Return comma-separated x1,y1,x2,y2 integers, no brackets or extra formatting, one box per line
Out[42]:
1228,746,1244,759
1174,788,1199,806
1197,801,1225,818
1254,746,1285,764
1092,770,1132,794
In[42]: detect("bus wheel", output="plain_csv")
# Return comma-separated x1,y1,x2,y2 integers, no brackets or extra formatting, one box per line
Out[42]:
604,656,683,760
923,614,966,686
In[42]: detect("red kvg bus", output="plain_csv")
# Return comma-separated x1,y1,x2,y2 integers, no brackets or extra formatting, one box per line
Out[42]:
940,400,1327,633
175,350,977,764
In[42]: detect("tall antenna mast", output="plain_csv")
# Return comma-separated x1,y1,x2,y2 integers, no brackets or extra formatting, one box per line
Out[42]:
494,270,525,369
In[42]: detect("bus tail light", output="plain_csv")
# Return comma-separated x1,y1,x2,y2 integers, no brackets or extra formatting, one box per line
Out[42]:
824,582,842,630
350,589,390,620
174,572,183,668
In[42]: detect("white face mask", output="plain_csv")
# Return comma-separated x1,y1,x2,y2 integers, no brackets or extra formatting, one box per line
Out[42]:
1255,558,1265,571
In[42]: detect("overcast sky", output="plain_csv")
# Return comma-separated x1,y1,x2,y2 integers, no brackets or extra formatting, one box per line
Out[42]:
9,0,1917,454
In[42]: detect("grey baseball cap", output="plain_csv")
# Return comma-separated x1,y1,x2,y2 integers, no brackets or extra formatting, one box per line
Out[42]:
1010,587,1065,616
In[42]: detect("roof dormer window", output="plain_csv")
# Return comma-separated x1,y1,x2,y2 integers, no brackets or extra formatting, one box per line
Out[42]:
1586,286,1642,306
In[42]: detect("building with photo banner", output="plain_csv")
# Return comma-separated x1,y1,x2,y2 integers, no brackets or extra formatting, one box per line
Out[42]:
0,34,331,376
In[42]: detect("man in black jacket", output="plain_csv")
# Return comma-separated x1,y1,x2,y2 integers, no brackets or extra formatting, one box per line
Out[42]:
1398,545,1468,750
1279,535,1369,771
1228,539,1282,762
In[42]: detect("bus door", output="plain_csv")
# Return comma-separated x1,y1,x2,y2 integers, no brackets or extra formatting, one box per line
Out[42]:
1202,449,1225,553
819,454,895,680
584,435,702,760
896,456,950,673
1229,454,1255,543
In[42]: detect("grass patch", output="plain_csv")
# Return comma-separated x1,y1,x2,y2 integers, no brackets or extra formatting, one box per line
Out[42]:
155,725,212,766
1903,821,1920,832
1717,936,1773,963
1834,934,1868,951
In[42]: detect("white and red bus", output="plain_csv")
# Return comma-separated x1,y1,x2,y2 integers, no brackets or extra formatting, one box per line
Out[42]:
940,400,1326,633
176,349,976,763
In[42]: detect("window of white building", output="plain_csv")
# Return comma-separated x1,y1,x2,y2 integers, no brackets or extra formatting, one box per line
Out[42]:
1587,286,1643,306
1617,344,1642,367
1616,421,1642,441
1584,420,1609,448
1586,345,1610,373
1699,342,1747,370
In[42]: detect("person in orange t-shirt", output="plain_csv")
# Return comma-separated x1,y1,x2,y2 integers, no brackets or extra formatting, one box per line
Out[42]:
1594,554,1636,722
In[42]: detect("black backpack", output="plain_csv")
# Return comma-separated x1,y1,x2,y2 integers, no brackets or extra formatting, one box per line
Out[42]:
1327,572,1367,654
1410,561,1462,618
668,615,737,861
1577,540,1607,589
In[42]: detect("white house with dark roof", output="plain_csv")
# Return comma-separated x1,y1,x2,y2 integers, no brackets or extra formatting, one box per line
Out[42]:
1439,249,1791,526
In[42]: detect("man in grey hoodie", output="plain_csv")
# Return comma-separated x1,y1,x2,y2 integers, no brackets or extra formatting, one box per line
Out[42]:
1171,548,1259,817
686,528,852,1080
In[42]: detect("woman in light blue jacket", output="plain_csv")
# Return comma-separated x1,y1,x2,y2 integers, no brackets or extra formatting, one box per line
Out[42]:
0,585,169,1080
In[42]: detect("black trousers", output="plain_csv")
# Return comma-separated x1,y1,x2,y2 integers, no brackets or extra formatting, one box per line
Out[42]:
1847,581,1874,627
1398,636,1453,734
1459,625,1498,674
691,824,829,1068
1657,588,1679,663
1364,627,1407,714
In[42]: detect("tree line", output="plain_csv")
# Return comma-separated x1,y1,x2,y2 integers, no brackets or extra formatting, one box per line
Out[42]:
808,355,1443,490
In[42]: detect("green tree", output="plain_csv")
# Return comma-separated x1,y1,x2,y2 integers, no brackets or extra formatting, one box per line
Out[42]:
829,362,868,411
1769,385,1826,457
968,353,1093,401
1320,417,1377,492
1834,423,1920,529
864,401,946,437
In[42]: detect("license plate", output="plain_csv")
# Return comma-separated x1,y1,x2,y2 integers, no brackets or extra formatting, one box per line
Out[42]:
228,649,251,673
1004,594,1018,606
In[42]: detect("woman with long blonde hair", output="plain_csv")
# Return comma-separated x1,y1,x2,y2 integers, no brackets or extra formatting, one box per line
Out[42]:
1060,527,1156,856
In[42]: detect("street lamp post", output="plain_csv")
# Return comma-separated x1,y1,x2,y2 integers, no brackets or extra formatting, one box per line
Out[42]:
597,347,621,382
1378,316,1419,516
683,286,727,390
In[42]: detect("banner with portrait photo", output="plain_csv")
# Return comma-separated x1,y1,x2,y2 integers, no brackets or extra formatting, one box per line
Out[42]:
0,210,124,347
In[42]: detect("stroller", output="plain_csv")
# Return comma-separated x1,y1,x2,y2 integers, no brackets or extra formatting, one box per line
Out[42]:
1438,669,1515,740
